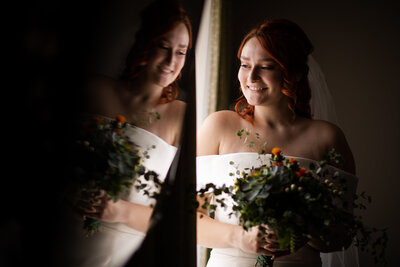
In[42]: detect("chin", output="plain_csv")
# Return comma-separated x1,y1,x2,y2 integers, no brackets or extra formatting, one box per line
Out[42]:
244,97,263,106
154,79,171,88
155,75,177,88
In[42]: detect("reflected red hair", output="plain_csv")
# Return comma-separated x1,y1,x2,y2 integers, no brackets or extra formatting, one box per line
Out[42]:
120,0,192,104
235,19,313,121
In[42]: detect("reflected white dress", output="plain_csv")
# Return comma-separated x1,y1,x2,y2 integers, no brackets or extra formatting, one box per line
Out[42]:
197,152,358,267
63,124,177,267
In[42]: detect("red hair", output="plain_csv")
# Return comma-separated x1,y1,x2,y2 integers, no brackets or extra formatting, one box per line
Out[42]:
235,19,313,121
120,0,192,104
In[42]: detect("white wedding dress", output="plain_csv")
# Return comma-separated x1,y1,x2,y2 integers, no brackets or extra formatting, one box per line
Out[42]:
197,152,358,267
62,123,177,267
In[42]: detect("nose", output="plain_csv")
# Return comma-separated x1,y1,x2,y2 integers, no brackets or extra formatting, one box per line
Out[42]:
248,68,259,82
164,50,175,67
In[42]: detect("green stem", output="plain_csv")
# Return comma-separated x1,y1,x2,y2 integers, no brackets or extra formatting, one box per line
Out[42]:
83,217,100,236
255,255,274,267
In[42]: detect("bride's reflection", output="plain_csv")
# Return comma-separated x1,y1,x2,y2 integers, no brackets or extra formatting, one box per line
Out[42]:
64,0,194,266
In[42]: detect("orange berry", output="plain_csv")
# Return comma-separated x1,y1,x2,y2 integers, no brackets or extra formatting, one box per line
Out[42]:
116,115,126,123
271,147,282,156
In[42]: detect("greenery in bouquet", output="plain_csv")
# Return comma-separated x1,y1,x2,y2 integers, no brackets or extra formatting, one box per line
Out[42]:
65,115,160,236
198,145,388,266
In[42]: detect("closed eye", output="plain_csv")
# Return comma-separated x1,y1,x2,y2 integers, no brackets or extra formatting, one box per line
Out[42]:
177,50,187,56
261,66,274,70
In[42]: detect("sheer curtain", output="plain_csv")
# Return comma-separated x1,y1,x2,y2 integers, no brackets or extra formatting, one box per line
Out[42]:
195,0,221,129
195,0,222,266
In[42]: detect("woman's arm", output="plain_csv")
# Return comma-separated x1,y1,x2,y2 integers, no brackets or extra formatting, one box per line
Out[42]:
196,112,287,256
79,190,153,233
196,195,285,256
100,199,153,233
196,200,241,249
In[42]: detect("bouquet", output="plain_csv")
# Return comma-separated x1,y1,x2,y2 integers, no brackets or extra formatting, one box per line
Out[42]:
198,147,388,266
65,115,159,235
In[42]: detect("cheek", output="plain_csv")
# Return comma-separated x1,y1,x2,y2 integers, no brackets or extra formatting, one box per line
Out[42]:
150,49,166,63
238,70,246,85
270,71,283,85
146,54,158,67
176,57,186,70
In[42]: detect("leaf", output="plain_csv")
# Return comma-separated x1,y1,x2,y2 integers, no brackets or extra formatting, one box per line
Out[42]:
309,162,315,170
236,129,244,138
246,188,260,201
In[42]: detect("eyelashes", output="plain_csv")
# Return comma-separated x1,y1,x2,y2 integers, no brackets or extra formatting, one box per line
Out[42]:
158,44,187,56
240,63,275,70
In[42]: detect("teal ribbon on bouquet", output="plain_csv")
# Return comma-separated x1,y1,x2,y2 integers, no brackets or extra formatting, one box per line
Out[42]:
256,255,274,267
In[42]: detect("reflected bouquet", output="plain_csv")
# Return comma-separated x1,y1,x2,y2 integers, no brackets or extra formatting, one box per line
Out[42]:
65,115,159,235
198,147,388,266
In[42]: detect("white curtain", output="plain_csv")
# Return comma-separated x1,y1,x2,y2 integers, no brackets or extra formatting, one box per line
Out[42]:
195,0,222,266
195,0,221,130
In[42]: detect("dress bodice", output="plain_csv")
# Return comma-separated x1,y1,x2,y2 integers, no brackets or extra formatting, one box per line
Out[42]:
196,152,358,267
101,123,177,233
63,117,178,267
123,125,177,205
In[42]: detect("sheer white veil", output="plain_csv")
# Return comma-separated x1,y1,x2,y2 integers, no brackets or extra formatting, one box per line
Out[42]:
307,55,360,267
308,55,338,123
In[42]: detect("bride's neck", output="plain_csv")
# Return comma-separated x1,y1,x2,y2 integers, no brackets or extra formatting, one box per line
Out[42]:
124,77,163,110
253,104,295,128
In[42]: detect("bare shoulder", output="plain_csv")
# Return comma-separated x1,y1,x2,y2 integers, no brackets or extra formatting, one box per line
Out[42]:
308,119,356,174
199,110,241,136
201,110,241,127
197,110,241,156
309,119,346,145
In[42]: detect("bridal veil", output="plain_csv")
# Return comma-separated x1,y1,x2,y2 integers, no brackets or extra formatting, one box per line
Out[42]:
308,55,360,267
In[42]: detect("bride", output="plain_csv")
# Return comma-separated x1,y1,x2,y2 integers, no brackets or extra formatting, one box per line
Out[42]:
60,1,193,266
196,19,357,267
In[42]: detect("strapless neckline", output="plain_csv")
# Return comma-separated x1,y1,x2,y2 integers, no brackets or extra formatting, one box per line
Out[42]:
88,114,177,150
197,152,355,176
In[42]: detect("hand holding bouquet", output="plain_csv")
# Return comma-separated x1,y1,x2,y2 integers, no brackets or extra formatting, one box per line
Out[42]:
65,115,157,236
198,147,388,266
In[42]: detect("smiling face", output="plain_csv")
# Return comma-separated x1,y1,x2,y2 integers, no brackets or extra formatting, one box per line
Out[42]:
238,37,285,107
145,22,189,88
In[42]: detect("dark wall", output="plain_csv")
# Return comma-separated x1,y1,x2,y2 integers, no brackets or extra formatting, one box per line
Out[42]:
3,1,105,265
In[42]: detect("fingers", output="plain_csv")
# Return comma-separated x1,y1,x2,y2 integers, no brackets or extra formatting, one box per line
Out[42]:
75,189,110,219
265,231,279,243
256,247,275,256
257,228,290,257
81,189,109,203
257,243,290,257
259,229,279,246
75,202,102,219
